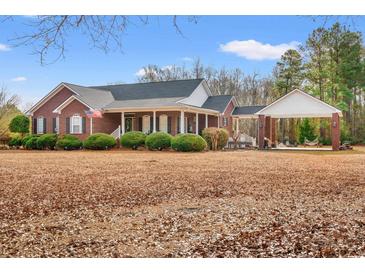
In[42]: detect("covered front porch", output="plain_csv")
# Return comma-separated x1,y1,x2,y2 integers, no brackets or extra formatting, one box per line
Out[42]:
103,108,220,139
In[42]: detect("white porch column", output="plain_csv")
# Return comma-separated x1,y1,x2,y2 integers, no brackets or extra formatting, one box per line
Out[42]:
217,115,220,128
121,112,125,135
195,113,199,134
90,117,93,135
205,114,208,128
153,111,156,132
180,110,185,133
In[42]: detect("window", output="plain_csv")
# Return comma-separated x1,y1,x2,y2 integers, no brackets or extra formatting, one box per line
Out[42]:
159,115,168,133
142,115,150,134
71,115,82,134
223,117,228,127
37,116,44,134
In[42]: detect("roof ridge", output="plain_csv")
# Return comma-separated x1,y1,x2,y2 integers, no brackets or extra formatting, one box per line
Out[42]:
90,78,204,88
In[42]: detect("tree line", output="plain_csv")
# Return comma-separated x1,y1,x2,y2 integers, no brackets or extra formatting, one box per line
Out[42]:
138,22,365,144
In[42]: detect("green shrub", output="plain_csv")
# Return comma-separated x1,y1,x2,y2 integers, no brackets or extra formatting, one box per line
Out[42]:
84,133,116,150
9,136,22,148
202,127,229,150
36,133,58,150
171,133,207,152
9,115,30,136
56,135,83,150
145,131,172,151
25,136,39,149
21,134,33,147
299,118,317,144
120,131,146,150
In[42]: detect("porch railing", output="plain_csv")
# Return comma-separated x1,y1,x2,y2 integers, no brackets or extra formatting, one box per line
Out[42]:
110,125,121,139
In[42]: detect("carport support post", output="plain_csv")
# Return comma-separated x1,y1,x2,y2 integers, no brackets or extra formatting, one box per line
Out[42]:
271,118,277,145
332,113,340,151
265,116,271,139
258,115,265,149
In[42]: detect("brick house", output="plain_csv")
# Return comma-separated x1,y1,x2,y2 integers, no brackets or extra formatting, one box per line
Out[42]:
26,79,342,150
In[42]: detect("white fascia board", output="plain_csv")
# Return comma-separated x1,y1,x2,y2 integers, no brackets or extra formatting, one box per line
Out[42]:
53,95,93,114
26,82,81,115
103,105,219,114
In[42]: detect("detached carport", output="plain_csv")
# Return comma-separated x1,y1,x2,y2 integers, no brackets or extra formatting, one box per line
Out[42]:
232,89,343,151
255,89,342,151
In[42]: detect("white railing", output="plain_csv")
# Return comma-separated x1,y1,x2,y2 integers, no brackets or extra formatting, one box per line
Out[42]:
111,125,121,139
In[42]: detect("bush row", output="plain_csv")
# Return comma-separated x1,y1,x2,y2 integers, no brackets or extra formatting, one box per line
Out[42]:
8,127,227,152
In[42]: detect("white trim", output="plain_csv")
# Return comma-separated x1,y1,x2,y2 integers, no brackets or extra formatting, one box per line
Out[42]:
121,112,125,135
103,105,219,114
142,115,150,134
205,113,208,128
232,114,258,119
37,116,44,134
55,116,60,134
70,114,82,134
180,111,185,133
256,89,342,117
195,113,199,134
159,114,168,133
26,82,81,115
153,111,156,133
53,95,93,114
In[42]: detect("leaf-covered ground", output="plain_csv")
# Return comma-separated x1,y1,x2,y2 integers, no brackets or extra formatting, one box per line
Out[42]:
0,148,364,257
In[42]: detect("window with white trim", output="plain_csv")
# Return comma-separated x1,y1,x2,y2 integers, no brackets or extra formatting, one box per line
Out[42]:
223,117,228,127
37,116,44,134
71,114,82,134
159,115,168,133
142,115,150,134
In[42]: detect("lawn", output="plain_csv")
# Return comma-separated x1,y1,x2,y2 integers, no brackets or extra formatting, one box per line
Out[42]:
0,148,364,257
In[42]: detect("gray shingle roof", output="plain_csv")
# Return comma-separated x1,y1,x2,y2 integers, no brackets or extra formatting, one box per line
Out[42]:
201,95,233,113
91,79,204,101
104,97,186,109
63,82,114,109
232,105,266,115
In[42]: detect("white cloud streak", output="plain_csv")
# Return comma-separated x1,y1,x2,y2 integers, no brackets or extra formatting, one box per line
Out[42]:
0,43,11,51
11,76,27,82
219,39,300,60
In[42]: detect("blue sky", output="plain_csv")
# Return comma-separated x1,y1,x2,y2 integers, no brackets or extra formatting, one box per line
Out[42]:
1,15,364,108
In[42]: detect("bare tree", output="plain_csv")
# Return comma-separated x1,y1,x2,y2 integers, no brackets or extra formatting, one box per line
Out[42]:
0,86,20,138
5,16,198,65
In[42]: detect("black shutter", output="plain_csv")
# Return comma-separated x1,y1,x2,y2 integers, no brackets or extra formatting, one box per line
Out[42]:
66,117,70,134
167,117,171,134
82,117,86,133
156,117,160,131
33,118,37,134
138,117,142,131
43,118,47,133
52,118,56,133
177,116,180,133
149,116,153,133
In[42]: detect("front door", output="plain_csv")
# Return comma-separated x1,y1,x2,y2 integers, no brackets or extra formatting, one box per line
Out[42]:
125,117,134,132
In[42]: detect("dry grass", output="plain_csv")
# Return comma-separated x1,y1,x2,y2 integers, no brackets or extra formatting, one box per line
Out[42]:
0,148,364,257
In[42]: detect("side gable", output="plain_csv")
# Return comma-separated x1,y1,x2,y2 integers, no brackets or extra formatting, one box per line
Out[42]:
177,80,212,107
31,86,74,117
256,89,342,118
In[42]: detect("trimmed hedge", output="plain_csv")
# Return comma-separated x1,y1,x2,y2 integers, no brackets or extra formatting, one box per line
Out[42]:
120,131,146,150
84,133,116,150
25,136,39,149
145,131,172,151
202,127,229,150
9,136,22,148
171,133,207,152
56,135,83,150
36,133,58,150
21,134,33,147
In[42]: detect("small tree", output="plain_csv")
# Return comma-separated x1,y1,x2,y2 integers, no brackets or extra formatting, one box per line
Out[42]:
299,118,317,144
9,115,30,137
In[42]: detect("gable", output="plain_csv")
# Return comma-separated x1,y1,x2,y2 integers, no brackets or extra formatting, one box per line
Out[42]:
32,86,74,117
256,89,342,118
177,81,211,107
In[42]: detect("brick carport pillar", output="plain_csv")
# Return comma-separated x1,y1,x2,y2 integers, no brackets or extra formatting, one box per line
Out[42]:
258,114,265,149
331,113,340,151
271,118,277,145
264,116,271,139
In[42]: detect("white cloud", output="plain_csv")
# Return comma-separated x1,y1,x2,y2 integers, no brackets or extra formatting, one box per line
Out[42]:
219,39,300,61
182,57,193,62
135,65,173,77
11,76,27,82
0,43,11,51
